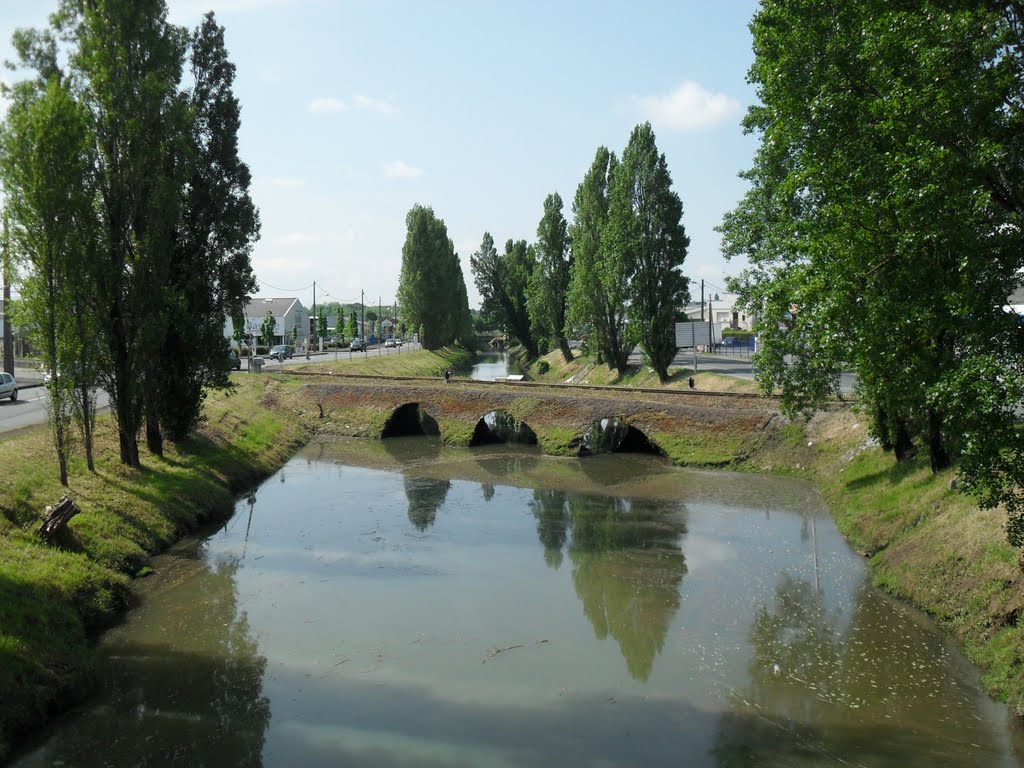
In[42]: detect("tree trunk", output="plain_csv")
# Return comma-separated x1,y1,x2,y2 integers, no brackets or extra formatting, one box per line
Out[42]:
893,419,916,461
558,338,573,364
80,380,95,472
927,407,950,471
145,383,163,457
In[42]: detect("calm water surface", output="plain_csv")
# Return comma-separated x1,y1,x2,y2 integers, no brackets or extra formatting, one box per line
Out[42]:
470,351,521,381
12,439,1024,767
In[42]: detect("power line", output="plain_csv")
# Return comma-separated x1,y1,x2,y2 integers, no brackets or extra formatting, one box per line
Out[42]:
254,277,314,293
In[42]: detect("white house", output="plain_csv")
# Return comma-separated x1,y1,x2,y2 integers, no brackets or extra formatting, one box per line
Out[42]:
680,292,755,331
224,297,310,347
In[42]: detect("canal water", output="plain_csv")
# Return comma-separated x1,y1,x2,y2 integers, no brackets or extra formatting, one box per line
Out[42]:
11,440,1024,768
470,351,521,381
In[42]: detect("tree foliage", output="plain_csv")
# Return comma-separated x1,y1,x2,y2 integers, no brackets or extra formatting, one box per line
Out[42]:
608,123,689,383
527,192,572,362
397,204,472,350
259,311,276,348
718,1,1024,542
471,233,538,357
2,2,258,464
567,146,631,373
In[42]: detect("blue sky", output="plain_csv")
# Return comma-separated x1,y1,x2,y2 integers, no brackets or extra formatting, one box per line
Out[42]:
2,0,761,312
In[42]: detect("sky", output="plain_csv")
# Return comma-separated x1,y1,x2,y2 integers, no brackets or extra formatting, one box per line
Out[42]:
1,0,761,313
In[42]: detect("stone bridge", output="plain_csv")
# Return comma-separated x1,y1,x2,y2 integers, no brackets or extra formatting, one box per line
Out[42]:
301,378,779,466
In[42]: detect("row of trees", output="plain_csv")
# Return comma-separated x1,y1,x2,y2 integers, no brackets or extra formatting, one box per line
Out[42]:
719,2,1024,543
0,1,258,480
397,205,474,350
471,123,690,382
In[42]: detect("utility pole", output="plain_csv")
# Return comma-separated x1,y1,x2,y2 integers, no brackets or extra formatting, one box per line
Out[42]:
2,211,13,375
312,280,316,347
700,279,705,322
360,289,365,354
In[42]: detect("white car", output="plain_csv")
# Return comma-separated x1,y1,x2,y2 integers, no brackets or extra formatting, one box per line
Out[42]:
384,338,397,348
0,372,18,401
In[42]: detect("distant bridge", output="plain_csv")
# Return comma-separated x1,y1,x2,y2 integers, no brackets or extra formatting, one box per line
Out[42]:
302,377,778,465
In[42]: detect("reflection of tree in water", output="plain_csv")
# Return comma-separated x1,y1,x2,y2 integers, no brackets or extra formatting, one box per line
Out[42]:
712,573,998,767
481,482,495,502
529,489,571,569
33,558,271,766
404,475,452,531
531,490,688,681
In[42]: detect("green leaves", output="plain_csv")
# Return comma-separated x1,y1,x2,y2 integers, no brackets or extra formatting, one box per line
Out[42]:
721,0,1024,543
398,205,472,350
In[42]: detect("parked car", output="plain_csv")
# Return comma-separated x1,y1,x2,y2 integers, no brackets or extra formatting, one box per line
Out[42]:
228,350,241,370
270,344,293,359
0,372,17,401
384,338,397,348
350,337,365,351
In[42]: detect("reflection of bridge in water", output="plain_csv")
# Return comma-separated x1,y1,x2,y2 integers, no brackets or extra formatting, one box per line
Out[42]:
304,379,775,462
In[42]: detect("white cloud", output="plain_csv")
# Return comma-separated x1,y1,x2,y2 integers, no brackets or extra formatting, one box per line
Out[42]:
636,81,742,132
383,161,423,179
308,97,348,114
354,94,398,115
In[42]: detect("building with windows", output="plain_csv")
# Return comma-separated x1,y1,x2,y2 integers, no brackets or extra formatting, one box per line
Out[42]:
224,297,310,348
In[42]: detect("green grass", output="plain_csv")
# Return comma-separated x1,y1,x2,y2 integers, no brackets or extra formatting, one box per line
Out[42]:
296,346,474,379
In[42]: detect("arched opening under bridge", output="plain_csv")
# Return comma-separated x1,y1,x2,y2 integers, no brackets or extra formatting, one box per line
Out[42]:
579,417,662,457
381,403,441,438
469,410,538,447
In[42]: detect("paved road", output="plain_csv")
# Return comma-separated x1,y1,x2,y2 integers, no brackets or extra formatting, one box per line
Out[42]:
0,344,420,435
0,385,113,435
628,347,858,395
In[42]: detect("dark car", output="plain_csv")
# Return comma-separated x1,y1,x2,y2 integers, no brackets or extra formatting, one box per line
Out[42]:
270,344,293,359
228,350,242,370
350,337,365,351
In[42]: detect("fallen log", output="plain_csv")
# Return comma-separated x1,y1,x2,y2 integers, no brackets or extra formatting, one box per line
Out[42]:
38,495,81,541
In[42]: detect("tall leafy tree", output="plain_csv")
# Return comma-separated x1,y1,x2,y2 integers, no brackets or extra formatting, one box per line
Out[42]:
527,192,573,362
345,310,358,340
398,204,471,350
157,12,259,442
0,72,90,484
719,0,1024,541
609,123,689,383
45,0,191,466
470,233,537,356
567,146,631,373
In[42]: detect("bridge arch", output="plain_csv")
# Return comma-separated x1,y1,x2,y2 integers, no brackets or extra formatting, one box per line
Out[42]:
579,417,663,457
469,410,538,447
381,402,441,438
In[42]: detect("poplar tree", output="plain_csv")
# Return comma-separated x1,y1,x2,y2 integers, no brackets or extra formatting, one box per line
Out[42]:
527,192,573,362
567,146,631,373
471,233,537,357
398,205,471,350
609,123,689,383
0,72,89,484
